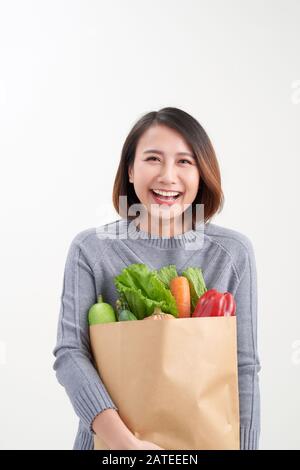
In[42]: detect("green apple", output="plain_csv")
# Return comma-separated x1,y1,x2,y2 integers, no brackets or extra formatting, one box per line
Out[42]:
88,295,116,325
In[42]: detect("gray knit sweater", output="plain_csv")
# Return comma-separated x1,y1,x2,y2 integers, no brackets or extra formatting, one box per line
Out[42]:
52,218,261,450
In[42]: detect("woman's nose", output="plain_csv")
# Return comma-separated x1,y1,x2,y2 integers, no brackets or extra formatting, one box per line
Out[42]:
157,163,177,184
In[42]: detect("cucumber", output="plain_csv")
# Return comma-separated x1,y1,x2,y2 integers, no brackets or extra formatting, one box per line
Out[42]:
115,299,138,321
118,309,138,321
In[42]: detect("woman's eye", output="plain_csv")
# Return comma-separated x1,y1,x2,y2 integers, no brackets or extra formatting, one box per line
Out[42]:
145,156,192,164
146,156,159,161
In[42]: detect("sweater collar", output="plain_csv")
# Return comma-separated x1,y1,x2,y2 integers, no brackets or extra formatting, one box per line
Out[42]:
118,218,206,250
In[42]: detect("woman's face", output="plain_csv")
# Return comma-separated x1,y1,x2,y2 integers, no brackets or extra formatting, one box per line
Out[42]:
128,124,200,227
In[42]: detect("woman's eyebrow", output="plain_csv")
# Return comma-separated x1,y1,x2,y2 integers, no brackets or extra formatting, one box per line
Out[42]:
143,149,195,158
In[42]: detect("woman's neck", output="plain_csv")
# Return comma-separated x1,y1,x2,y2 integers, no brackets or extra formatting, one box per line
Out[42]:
136,213,193,238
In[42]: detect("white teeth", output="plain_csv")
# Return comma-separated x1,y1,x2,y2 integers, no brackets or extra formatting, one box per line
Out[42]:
152,189,180,197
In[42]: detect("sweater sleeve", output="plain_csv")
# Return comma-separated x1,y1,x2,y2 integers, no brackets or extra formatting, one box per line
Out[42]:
52,235,118,433
234,238,261,450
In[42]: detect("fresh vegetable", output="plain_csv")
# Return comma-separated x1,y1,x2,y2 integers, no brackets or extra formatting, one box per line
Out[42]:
143,306,175,320
181,267,207,311
115,299,138,321
221,292,236,316
113,263,234,321
192,289,236,317
154,264,178,288
88,295,117,325
114,263,178,320
169,276,191,318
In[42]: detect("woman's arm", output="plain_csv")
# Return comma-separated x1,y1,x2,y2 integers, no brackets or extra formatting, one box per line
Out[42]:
52,232,123,435
233,237,261,450
92,409,137,449
53,232,164,450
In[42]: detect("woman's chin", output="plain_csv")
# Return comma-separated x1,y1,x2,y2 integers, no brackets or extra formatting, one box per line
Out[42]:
148,202,184,220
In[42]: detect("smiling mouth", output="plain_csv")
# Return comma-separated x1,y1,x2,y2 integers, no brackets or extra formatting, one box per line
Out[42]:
149,189,183,204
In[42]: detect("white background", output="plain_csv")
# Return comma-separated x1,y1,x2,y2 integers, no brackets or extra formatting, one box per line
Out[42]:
0,0,299,450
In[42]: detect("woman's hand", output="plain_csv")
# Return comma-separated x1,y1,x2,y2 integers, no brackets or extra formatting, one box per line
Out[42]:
126,437,165,450
92,409,165,450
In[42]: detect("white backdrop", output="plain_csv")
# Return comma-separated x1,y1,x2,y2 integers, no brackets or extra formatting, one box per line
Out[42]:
0,0,299,450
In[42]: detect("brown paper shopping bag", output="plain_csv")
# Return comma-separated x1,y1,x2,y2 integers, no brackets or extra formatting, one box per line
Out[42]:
90,316,240,450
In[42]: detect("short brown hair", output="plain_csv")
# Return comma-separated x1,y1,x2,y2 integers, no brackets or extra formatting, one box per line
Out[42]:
112,107,224,229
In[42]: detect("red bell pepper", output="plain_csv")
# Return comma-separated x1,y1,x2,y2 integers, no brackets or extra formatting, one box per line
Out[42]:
192,289,236,317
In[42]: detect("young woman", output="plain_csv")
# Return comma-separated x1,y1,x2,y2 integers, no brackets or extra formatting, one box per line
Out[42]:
53,107,261,450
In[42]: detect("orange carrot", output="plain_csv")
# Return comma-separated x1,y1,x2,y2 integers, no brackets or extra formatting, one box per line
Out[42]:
170,276,191,318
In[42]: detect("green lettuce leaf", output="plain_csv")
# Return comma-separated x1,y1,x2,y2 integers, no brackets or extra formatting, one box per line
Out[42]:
181,266,207,311
114,263,178,319
153,264,178,288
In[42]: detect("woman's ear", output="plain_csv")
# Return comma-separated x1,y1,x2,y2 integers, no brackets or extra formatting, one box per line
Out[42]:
128,167,133,183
